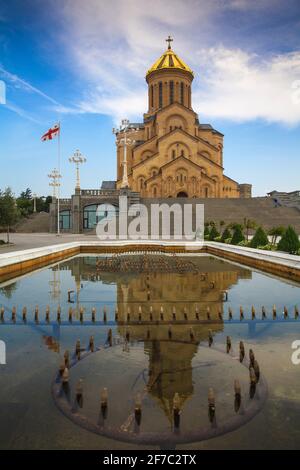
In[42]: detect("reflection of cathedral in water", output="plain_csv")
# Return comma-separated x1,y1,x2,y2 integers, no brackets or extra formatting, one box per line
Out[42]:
57,255,252,419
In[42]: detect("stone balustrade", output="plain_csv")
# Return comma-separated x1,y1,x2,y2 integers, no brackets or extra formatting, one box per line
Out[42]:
80,189,119,197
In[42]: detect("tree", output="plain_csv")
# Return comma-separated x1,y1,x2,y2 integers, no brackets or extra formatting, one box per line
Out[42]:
20,188,32,200
249,226,269,248
0,282,17,299
0,188,20,243
268,226,285,246
277,226,300,254
221,227,231,242
209,225,220,241
16,195,32,216
244,218,257,242
44,195,52,212
231,225,245,245
204,222,210,238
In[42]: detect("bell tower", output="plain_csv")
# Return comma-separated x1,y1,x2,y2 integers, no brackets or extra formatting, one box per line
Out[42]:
145,36,194,115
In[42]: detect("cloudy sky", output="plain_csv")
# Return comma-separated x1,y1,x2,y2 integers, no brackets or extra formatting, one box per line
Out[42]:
0,0,300,197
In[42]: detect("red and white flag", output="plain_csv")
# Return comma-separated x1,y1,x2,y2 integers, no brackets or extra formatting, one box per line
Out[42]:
41,123,60,141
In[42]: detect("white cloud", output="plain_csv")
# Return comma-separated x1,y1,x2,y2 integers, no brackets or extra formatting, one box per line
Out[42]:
0,67,60,105
55,0,300,125
4,101,42,124
194,47,300,125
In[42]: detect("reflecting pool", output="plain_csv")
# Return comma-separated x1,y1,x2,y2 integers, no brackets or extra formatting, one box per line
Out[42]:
0,254,300,449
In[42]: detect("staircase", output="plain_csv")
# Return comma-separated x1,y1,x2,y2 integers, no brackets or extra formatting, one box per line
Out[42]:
15,212,50,233
269,191,300,211
198,197,300,231
129,191,141,205
142,197,300,233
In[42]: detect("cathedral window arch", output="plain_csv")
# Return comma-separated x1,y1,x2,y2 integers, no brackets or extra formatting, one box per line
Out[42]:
191,176,197,194
165,114,187,132
138,176,145,191
202,186,211,198
150,85,154,108
169,80,174,104
167,176,172,194
180,82,184,105
150,166,159,178
159,82,163,108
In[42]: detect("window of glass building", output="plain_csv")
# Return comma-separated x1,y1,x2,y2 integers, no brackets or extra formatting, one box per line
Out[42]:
83,204,119,229
59,210,71,230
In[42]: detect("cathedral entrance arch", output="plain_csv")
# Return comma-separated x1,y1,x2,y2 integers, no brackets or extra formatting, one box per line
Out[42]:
177,191,188,197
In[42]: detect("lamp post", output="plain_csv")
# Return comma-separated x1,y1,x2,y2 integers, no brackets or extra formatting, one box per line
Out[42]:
113,119,139,189
69,149,87,193
48,168,62,235
32,193,37,213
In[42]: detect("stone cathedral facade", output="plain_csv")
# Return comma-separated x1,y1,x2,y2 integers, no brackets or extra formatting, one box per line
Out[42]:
115,39,251,199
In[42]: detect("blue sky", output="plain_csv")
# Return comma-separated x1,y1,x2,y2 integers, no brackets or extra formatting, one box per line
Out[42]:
0,0,300,197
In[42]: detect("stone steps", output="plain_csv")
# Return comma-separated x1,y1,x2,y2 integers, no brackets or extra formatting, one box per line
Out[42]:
15,212,50,233
141,197,300,233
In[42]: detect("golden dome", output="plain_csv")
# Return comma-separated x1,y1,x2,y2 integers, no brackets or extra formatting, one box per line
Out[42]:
147,38,193,77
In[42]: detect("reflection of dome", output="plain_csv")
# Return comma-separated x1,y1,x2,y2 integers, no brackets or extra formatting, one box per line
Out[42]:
145,340,197,422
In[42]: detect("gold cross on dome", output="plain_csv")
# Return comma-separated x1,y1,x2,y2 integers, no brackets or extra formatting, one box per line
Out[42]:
166,35,173,50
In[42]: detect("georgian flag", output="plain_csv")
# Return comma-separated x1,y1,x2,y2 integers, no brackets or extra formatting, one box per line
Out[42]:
41,123,60,141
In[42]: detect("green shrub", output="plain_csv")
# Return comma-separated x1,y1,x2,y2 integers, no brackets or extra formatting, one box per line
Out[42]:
214,236,222,242
0,240,5,245
268,226,285,246
224,238,232,244
277,226,300,254
237,240,247,247
231,226,245,245
204,225,210,237
257,244,274,251
249,226,269,248
209,225,220,241
221,227,231,242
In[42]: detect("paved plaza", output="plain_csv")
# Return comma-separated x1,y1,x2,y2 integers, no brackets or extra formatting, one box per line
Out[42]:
0,233,100,253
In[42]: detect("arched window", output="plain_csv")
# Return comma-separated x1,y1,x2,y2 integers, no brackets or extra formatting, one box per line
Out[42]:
180,149,185,157
153,186,157,197
180,82,184,105
150,85,154,108
169,80,174,104
139,178,145,191
172,149,176,160
159,82,163,108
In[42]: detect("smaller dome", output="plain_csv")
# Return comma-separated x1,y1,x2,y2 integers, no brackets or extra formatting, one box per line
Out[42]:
147,44,193,77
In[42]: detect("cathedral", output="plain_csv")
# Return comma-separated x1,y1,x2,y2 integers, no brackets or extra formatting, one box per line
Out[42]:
115,37,251,199
50,38,252,233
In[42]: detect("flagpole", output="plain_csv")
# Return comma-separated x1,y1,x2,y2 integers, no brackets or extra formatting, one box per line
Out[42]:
57,121,61,236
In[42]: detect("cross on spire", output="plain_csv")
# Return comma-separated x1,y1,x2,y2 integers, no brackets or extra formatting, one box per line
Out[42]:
166,35,173,50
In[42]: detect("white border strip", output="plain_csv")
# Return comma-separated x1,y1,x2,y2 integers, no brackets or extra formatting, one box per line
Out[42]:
0,240,300,272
